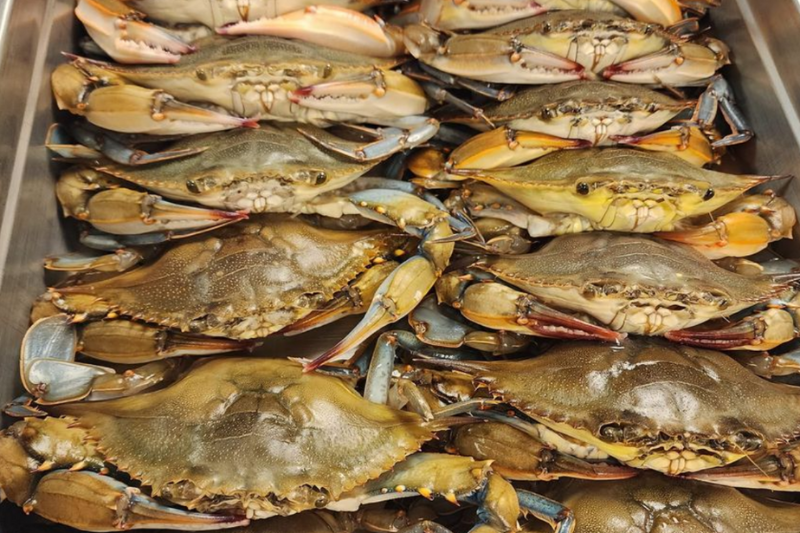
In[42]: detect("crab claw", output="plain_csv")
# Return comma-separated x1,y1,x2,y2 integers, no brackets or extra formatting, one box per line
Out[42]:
684,450,800,491
304,255,439,370
448,127,592,170
613,126,717,167
45,250,144,273
75,0,194,64
604,40,729,86
219,6,406,57
404,24,585,84
73,188,247,236
282,261,398,336
657,212,776,259
24,470,248,530
53,63,257,135
415,0,548,30
665,307,798,351
290,69,429,122
459,282,625,342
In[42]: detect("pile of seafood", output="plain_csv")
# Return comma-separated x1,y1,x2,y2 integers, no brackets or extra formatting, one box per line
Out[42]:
4,0,800,532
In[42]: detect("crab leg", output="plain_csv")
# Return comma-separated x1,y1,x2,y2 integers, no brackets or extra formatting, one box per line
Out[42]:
218,6,406,57
736,350,800,378
297,117,440,162
45,249,144,273
24,470,248,531
610,0,684,26
685,445,800,491
306,189,469,370
47,122,207,166
74,0,194,64
694,76,753,148
515,490,574,533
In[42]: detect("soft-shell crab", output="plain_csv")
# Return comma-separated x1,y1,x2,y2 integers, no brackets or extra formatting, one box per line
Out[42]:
430,338,800,479
436,232,797,342
52,35,430,134
523,473,800,533
0,357,576,533
404,11,729,85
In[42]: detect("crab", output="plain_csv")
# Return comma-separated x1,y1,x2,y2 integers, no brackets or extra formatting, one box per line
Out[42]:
435,232,798,342
0,356,576,533
438,149,791,258
438,78,751,169
396,0,720,31
47,122,440,243
428,338,800,480
74,0,396,63
52,35,431,135
522,473,800,533
20,215,414,404
404,11,729,85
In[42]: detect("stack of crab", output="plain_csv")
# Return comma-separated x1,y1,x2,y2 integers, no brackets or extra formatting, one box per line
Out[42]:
4,1,800,532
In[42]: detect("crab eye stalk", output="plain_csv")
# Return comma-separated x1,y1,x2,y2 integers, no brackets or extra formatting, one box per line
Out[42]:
313,171,328,186
599,423,625,442
576,182,590,195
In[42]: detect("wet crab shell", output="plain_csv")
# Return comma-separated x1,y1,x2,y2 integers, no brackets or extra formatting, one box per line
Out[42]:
445,339,800,467
52,357,434,516
54,216,409,339
479,233,788,334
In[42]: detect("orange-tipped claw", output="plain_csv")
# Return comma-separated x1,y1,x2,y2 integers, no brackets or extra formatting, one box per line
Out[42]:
448,128,591,170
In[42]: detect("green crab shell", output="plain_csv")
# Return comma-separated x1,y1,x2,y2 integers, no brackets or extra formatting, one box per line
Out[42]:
480,233,787,334
526,474,800,533
449,339,800,459
53,358,433,513
93,127,375,213
488,11,673,73
453,81,691,139
56,216,408,339
465,149,770,233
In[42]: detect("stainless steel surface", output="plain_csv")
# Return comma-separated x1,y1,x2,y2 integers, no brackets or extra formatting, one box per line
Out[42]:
2,0,800,529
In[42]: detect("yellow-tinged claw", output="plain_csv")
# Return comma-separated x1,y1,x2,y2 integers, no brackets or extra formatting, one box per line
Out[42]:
448,128,592,170
604,39,729,86
218,6,406,57
416,0,548,30
613,126,718,167
658,212,773,259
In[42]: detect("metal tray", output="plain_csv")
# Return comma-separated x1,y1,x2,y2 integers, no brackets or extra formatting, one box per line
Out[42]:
1,0,800,529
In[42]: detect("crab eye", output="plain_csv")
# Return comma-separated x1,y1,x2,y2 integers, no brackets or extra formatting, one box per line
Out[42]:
703,188,715,201
576,182,590,195
732,431,763,452
599,423,625,442
313,171,328,186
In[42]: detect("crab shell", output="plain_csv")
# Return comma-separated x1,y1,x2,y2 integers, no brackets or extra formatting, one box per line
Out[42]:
456,149,772,233
52,216,408,339
84,127,376,214
478,233,788,335
446,339,800,476
52,357,434,518
448,81,691,141
524,473,800,533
